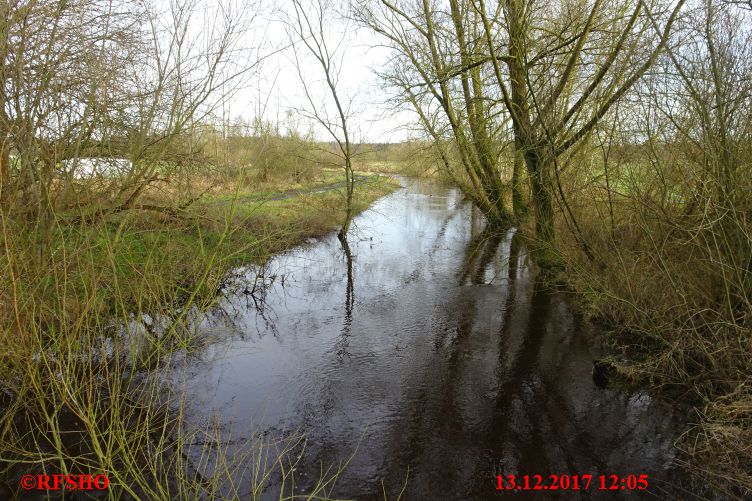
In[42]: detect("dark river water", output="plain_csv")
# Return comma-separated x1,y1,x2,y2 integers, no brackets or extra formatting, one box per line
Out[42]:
178,177,698,500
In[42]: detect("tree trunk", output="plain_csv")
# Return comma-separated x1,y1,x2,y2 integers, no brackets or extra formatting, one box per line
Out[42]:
0,101,11,208
338,157,354,241
504,0,558,267
526,152,559,267
512,143,527,220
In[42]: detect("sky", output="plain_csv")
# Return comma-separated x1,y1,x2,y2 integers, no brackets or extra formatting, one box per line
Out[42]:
211,0,415,143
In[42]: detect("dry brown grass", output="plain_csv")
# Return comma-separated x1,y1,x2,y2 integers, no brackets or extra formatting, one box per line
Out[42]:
552,146,752,498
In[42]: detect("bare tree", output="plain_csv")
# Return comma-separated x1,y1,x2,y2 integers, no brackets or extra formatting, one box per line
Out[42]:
0,0,145,227
287,0,357,242
0,0,260,258
356,0,517,224
357,0,686,266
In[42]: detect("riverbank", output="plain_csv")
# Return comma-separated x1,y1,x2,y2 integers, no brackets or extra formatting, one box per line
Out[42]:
171,169,400,265
10,170,399,320
546,199,751,499
0,169,399,499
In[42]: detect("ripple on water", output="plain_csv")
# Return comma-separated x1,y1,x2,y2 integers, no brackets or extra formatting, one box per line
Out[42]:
178,177,697,500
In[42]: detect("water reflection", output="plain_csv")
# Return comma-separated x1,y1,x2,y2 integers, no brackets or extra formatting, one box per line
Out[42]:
180,178,697,500
335,234,355,361
459,224,508,286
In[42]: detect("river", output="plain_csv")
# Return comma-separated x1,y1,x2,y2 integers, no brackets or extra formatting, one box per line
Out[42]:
178,177,694,500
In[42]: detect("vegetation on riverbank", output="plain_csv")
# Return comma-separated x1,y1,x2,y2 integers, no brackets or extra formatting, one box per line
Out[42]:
0,28,400,492
360,1,751,497
539,148,751,498
0,162,398,498
2,0,750,497
0,7,402,489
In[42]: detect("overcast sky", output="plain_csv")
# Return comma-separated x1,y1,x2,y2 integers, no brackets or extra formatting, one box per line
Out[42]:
212,0,414,143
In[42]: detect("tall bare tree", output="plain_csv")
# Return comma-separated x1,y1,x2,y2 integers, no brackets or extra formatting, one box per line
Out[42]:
357,0,686,266
356,0,517,224
288,0,357,243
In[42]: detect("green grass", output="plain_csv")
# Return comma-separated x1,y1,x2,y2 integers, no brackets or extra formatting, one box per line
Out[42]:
356,159,440,178
44,172,399,313
196,171,399,260
0,170,399,342
0,169,399,500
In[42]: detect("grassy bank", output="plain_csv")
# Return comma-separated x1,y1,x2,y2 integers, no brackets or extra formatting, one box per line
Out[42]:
55,170,398,310
149,169,399,266
356,160,437,178
0,168,398,499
